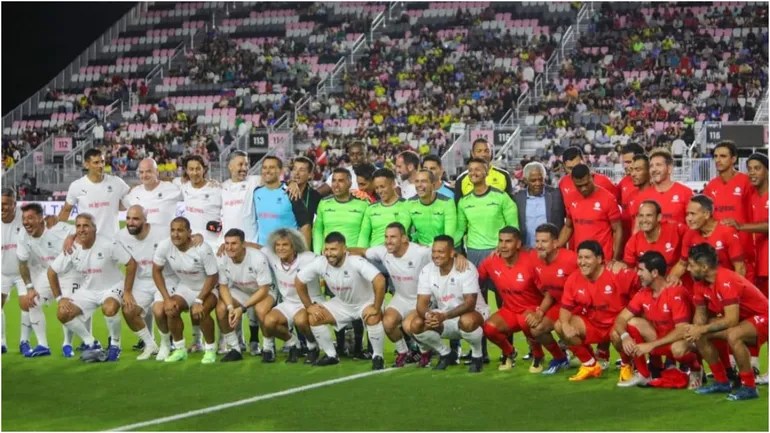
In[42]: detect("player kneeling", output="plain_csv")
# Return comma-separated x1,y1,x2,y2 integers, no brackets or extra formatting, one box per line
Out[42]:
612,251,700,388
406,235,490,373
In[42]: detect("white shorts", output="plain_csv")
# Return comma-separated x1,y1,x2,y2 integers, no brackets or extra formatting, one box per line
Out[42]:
166,284,218,309
274,296,325,328
436,307,490,339
131,279,159,314
70,285,124,319
321,297,375,331
385,294,416,320
1,274,25,297
229,286,278,308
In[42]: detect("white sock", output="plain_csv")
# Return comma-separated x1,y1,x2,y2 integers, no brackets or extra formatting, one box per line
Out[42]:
204,342,216,352
192,325,201,344
159,331,171,348
415,330,450,356
394,338,408,354
751,356,760,370
461,328,483,358
311,325,337,358
306,340,318,350
134,328,155,347
62,325,73,346
263,337,275,351
173,338,186,349
366,323,385,357
143,310,154,334
20,311,31,342
28,305,48,348
224,331,240,352
65,316,95,346
286,332,299,348
106,315,122,347
85,316,92,335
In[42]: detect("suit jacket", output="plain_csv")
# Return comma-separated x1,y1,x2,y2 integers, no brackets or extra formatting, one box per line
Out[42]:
513,185,565,238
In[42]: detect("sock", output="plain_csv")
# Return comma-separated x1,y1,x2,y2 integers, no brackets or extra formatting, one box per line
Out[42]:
134,327,154,347
749,345,760,357
65,316,95,346
263,337,275,352
352,319,364,353
366,323,385,358
414,330,450,356
286,332,299,348
143,310,154,336
159,331,171,348
482,322,513,357
619,351,632,365
481,335,488,357
544,341,566,360
62,325,73,346
224,331,240,351
449,338,461,354
204,342,216,352
570,344,595,365
20,311,31,342
311,325,337,358
106,315,122,347
740,370,756,388
461,327,483,358
173,338,186,350
712,339,731,368
709,361,729,383
335,328,346,351
394,338,408,354
595,346,610,361
306,340,318,350
635,354,651,378
751,355,760,370
249,325,260,343
531,341,545,359
192,325,201,344
28,306,49,348
85,316,92,334
675,352,700,371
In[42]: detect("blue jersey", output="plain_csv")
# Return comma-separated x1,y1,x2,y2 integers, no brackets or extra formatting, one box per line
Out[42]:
438,183,455,199
253,184,309,244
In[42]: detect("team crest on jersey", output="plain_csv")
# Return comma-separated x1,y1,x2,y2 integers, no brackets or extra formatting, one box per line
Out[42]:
557,269,564,277
715,241,724,250
204,194,209,199
47,241,52,248
672,195,679,203
193,258,199,263
153,243,158,249
97,252,103,259
593,202,602,211
170,254,176,260
665,242,674,253
158,193,163,198
107,186,113,193
16,227,20,233
343,270,349,278
604,285,612,294
663,303,670,313
733,187,741,196
407,261,414,268
450,277,455,284
516,273,524,282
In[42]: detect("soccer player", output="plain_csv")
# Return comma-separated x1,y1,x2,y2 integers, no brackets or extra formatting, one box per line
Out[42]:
295,232,388,369
290,156,323,219
558,147,618,205
253,155,311,247
557,164,623,264
176,155,223,252
480,227,568,373
261,228,324,364
215,229,274,362
408,169,457,247
16,203,78,357
312,168,369,254
634,149,693,225
420,155,454,199
152,217,219,363
617,201,687,272
668,195,747,284
395,150,420,199
685,243,768,401
357,168,411,248
118,205,175,360
1,188,28,354
317,141,364,196
350,222,433,367
622,154,651,239
454,137,514,199
616,144,647,239
48,213,138,362
59,148,130,237
612,251,699,388
123,158,183,228
530,223,578,375
407,235,490,373
556,240,638,381
352,163,378,203
221,150,261,248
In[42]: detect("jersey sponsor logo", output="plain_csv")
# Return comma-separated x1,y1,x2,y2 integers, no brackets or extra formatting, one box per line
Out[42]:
672,195,679,203
673,295,682,301
593,202,602,211
604,285,613,294
88,201,112,209
665,242,674,253
733,187,741,196
557,269,565,277
516,273,524,282
715,241,724,250
1,244,17,251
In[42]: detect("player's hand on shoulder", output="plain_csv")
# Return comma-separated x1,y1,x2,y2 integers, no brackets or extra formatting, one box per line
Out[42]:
190,233,204,247
454,254,469,272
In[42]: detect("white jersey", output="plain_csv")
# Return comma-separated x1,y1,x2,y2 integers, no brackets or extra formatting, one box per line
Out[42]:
65,174,130,236
175,178,223,249
1,206,23,277
217,247,272,295
366,243,431,301
297,253,380,306
221,175,261,242
398,178,417,199
417,262,488,312
263,249,322,302
50,235,132,292
153,239,218,290
117,224,175,283
122,181,183,228
17,223,77,287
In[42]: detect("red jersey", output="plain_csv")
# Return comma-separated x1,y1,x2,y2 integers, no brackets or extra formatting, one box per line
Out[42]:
566,186,622,261
530,248,579,303
560,173,619,205
623,220,688,268
751,190,768,278
634,182,693,226
626,285,692,336
693,267,768,319
681,224,745,273
704,172,753,224
478,253,542,313
562,268,639,328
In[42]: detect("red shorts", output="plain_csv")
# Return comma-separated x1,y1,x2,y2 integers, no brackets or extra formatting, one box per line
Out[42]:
495,308,535,338
576,316,611,345
747,315,769,346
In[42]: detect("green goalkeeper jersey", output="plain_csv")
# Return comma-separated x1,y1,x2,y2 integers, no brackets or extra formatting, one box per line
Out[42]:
407,193,458,246
357,198,412,248
455,186,519,250
313,196,368,253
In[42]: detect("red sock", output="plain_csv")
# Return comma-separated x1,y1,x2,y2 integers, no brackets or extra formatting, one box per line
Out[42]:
544,341,566,360
570,344,595,364
709,361,729,383
675,352,700,370
649,355,663,370
712,339,732,367
482,323,513,357
740,371,756,388
531,342,544,359
619,351,632,365
749,345,759,357
635,354,651,378
596,341,610,360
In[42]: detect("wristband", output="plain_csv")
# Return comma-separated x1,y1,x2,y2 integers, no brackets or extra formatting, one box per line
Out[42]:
25,283,34,290
226,304,234,312
193,298,203,305
620,332,630,340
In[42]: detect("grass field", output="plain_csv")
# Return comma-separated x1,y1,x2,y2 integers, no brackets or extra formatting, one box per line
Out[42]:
2,290,768,432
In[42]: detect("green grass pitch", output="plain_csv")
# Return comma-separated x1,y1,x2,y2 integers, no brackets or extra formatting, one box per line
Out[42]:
2,289,768,431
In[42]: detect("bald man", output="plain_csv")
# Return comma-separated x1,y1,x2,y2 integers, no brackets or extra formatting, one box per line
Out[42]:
123,158,183,228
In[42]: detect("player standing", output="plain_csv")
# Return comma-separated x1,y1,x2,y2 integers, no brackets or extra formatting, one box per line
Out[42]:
1,188,28,354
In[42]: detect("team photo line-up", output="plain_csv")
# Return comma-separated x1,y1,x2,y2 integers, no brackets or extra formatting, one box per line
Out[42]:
1,138,767,401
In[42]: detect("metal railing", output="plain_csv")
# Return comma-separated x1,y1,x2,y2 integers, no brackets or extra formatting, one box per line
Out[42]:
247,148,276,176
316,56,347,96
494,126,522,166
755,89,769,124
440,128,471,179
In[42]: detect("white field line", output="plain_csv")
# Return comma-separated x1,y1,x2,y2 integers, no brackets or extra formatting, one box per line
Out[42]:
106,368,394,431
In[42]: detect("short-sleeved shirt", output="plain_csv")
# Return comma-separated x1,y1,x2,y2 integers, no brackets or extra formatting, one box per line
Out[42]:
704,172,754,224
407,194,457,247
530,248,579,303
17,223,77,287
123,181,183,229
693,267,768,319
297,254,380,306
562,268,639,328
478,253,542,313
221,175,261,243
624,221,687,268
634,182,693,226
118,224,172,282
456,187,519,250
312,197,368,254
358,199,412,248
366,243,431,301
560,173,618,205
455,165,514,199
66,175,130,236
253,183,309,245
50,235,132,292
263,249,322,302
176,179,223,248
680,224,744,271
617,176,642,241
218,248,273,295
2,206,23,277
417,261,488,313
565,186,622,260
153,239,218,290
626,285,692,336
751,190,768,277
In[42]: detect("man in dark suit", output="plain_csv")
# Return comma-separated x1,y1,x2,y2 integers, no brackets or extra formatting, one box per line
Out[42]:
514,162,565,249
